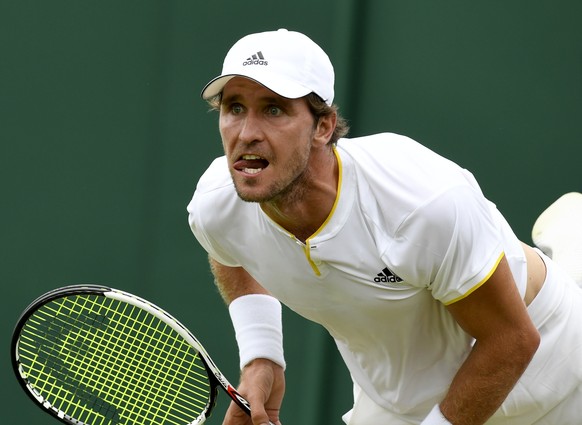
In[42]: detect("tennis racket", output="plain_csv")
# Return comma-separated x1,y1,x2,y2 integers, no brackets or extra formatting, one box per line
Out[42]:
11,284,276,425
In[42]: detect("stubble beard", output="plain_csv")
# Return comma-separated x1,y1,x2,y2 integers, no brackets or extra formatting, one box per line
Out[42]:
232,141,312,205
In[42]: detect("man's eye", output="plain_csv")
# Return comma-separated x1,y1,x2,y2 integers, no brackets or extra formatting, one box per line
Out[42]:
267,106,282,116
231,104,244,114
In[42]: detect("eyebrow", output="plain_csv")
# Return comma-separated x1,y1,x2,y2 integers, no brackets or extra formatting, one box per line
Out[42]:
220,94,241,105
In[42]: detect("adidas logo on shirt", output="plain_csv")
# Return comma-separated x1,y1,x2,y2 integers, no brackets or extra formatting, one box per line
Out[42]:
374,267,403,284
242,51,268,66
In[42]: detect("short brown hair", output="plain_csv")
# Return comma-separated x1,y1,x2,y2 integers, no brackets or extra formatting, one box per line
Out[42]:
207,92,349,145
304,93,349,145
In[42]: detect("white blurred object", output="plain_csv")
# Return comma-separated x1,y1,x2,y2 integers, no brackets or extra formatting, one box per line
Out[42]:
532,192,582,286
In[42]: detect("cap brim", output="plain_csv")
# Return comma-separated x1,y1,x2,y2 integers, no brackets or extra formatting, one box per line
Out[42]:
200,73,312,101
200,75,237,100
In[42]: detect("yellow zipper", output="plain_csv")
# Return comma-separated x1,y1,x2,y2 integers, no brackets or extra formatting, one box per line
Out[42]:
301,147,343,277
304,240,321,276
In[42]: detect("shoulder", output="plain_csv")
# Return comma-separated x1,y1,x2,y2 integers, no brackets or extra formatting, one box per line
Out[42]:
337,132,435,158
189,156,242,213
187,156,253,266
187,156,242,233
337,132,463,176
193,156,233,196
337,132,481,214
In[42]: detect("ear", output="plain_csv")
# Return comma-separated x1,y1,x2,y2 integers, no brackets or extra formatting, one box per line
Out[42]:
313,112,337,146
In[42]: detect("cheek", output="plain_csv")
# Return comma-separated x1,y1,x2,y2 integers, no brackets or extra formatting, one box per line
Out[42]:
219,118,236,150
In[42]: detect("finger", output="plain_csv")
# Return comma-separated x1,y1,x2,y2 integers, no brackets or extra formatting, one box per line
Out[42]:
222,401,253,425
248,399,272,425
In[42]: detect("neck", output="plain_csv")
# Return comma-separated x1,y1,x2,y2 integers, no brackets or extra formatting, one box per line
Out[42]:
261,147,339,242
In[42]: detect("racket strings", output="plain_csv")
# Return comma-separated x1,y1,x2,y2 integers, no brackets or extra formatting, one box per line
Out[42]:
20,296,209,424
17,294,212,425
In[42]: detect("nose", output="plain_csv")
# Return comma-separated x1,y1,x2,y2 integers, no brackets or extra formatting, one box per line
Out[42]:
238,110,265,144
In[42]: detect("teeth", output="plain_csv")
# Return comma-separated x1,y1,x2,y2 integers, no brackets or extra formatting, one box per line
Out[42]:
242,154,263,160
243,168,263,174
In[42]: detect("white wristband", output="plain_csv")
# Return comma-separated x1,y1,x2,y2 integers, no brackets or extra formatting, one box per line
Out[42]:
228,294,286,370
421,404,452,425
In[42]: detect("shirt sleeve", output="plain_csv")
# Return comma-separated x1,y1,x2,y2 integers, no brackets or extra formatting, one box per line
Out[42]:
389,185,504,304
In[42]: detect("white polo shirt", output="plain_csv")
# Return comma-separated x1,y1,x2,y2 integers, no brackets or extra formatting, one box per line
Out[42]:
187,132,527,418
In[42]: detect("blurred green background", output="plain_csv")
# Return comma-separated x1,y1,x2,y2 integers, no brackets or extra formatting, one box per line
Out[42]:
1,1,580,424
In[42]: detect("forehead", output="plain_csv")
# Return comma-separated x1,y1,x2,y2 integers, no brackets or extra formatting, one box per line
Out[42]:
222,77,298,106
223,76,274,95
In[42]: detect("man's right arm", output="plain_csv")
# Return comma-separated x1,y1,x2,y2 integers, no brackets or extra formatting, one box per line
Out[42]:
208,256,286,425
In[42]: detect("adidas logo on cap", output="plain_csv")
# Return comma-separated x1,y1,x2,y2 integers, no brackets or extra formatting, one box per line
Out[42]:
242,51,268,66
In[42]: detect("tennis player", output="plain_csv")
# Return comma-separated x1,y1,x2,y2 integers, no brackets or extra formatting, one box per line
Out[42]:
188,29,582,425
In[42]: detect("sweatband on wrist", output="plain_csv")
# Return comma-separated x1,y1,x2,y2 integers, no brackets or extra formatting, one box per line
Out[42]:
228,294,286,370
421,404,452,425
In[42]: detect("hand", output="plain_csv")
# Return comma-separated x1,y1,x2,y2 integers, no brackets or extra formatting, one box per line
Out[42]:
223,358,285,425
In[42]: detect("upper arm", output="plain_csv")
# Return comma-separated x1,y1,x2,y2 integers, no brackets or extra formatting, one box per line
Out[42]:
208,256,271,304
391,186,506,302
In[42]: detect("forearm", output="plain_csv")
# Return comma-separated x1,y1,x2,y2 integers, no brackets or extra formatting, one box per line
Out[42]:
208,256,286,370
431,257,541,425
438,334,538,424
207,257,285,425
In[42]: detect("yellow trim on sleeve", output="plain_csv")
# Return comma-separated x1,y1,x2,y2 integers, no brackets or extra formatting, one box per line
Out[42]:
443,251,505,305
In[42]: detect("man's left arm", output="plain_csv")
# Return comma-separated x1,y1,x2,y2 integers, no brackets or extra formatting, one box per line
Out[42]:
434,255,540,425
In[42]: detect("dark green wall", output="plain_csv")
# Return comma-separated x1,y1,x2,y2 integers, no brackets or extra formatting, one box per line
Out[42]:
2,1,580,424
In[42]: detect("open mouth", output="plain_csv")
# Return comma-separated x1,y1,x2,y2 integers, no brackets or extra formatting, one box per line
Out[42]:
234,154,270,175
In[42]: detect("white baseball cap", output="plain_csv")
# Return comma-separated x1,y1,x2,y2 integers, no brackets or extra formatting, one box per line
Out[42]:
201,29,335,106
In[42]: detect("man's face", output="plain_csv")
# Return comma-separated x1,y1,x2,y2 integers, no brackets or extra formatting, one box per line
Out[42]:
219,77,318,203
